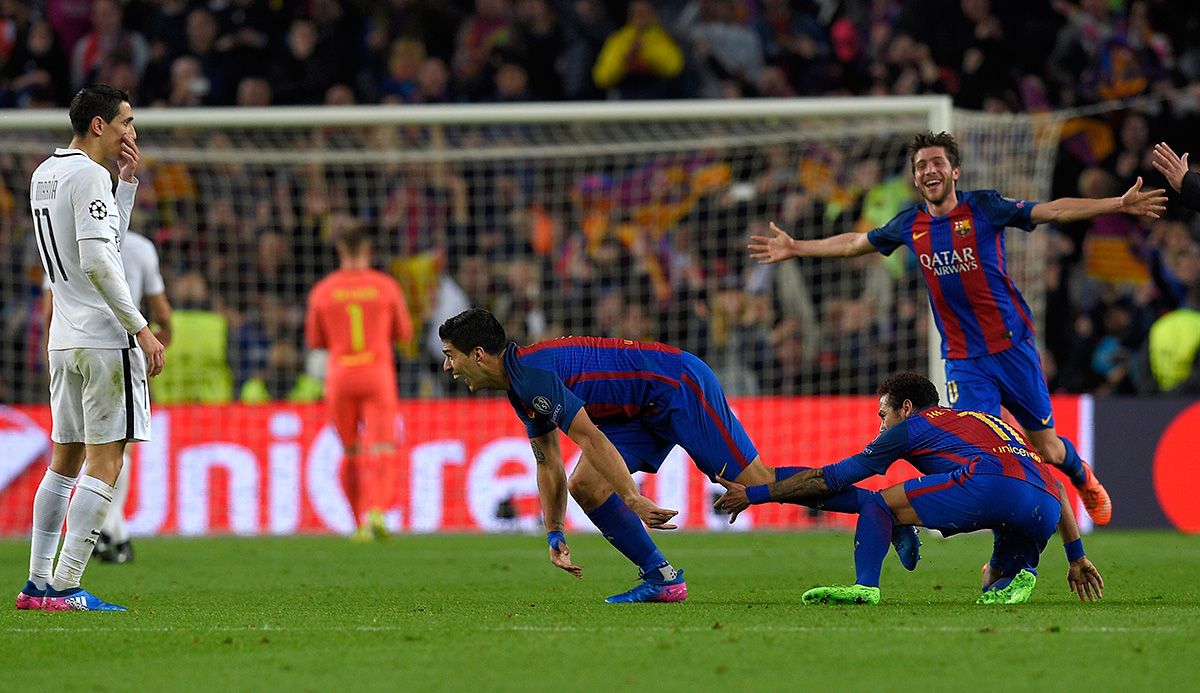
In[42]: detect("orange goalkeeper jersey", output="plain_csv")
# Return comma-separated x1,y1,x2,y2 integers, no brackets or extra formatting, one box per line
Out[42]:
305,268,413,380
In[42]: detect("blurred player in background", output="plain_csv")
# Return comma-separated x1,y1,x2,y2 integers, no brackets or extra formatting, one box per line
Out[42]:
749,131,1169,527
438,308,919,604
18,84,165,612
716,372,1104,606
44,228,172,564
306,224,413,541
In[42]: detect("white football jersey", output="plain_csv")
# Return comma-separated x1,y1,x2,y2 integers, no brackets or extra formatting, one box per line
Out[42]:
31,147,141,350
120,231,165,306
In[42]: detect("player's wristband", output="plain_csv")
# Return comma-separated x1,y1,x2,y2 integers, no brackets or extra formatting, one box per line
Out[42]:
1064,538,1085,562
547,531,565,550
746,485,771,505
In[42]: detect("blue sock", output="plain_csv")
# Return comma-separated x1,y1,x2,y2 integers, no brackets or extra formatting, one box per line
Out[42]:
776,466,868,513
585,493,672,579
1057,436,1088,486
817,486,870,514
853,493,895,588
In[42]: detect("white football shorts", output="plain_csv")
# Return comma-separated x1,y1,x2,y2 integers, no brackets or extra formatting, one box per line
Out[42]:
49,346,151,445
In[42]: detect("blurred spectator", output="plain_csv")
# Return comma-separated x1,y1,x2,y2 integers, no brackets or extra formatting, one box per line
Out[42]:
268,18,338,105
180,7,232,104
240,340,323,403
1134,276,1200,394
379,37,425,102
151,272,234,404
70,0,148,90
45,0,93,63
453,0,513,101
235,76,272,107
551,0,611,100
593,0,684,99
3,20,72,107
679,0,766,98
509,0,564,100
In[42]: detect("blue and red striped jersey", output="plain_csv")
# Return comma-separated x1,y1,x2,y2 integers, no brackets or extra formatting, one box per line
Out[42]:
502,337,685,438
821,407,1059,497
867,190,1038,359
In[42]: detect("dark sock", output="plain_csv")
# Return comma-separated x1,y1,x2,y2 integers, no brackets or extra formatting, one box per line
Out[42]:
853,493,895,588
1056,436,1088,486
585,493,673,579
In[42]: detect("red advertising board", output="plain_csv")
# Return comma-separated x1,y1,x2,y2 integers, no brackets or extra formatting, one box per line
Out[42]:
0,396,1092,536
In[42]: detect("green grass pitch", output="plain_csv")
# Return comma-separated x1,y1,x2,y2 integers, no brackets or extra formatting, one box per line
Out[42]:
2,530,1199,690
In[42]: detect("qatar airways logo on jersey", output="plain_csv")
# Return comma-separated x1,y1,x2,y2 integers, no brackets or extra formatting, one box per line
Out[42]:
919,247,979,276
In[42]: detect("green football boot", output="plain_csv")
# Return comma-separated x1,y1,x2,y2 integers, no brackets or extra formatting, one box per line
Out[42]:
977,569,1037,605
802,584,881,605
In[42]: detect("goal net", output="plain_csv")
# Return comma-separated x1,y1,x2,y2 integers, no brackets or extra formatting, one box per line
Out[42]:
0,97,1063,536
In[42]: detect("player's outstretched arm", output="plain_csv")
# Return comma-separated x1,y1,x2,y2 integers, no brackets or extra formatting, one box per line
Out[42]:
566,412,678,530
1151,141,1200,212
1055,480,1104,602
713,467,833,522
1031,176,1167,223
747,222,874,263
531,431,582,578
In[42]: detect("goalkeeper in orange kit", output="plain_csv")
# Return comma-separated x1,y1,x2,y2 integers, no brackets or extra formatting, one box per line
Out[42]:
305,224,413,540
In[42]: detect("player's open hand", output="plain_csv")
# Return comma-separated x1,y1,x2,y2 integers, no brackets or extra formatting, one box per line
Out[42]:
1118,176,1167,218
1151,142,1189,193
136,325,166,377
748,222,796,264
549,536,583,579
1067,557,1104,602
627,495,678,530
713,476,749,524
117,134,140,182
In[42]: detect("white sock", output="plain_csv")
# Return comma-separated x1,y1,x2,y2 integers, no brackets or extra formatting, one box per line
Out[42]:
29,468,76,590
100,455,131,544
51,475,114,591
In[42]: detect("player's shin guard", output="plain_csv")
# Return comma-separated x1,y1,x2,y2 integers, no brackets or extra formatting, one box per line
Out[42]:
51,475,114,591
341,454,365,527
586,493,673,579
853,493,895,589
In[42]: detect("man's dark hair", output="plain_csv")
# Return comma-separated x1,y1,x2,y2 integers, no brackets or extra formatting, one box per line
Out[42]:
69,84,130,136
877,371,940,411
439,308,507,355
907,131,960,173
334,223,371,253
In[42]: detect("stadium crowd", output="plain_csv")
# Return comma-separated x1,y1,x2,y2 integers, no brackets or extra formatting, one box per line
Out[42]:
2,0,1200,403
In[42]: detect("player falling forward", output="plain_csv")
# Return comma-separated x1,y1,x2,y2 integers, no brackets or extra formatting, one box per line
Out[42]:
18,84,165,612
749,131,1169,526
43,229,173,564
306,224,413,540
439,308,919,604
715,372,1104,605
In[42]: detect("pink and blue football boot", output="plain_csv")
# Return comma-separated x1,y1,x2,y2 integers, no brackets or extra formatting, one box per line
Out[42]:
605,569,688,603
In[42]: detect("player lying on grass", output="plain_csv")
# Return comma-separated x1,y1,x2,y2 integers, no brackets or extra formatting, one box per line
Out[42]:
439,309,919,603
714,371,1104,605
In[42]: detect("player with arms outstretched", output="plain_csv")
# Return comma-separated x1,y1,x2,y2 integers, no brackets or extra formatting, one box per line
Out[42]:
749,131,1169,526
17,84,165,612
716,372,1104,605
438,308,919,603
306,225,413,540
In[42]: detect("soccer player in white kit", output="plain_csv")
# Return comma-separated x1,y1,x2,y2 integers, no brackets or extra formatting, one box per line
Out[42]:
43,229,172,564
16,84,166,612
